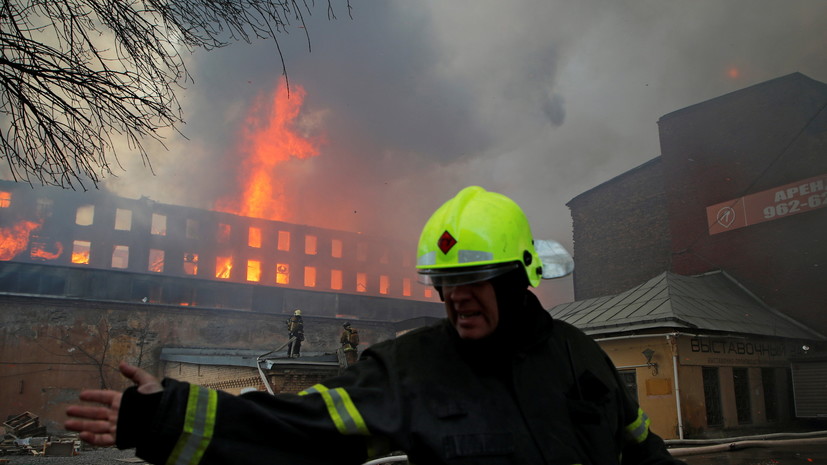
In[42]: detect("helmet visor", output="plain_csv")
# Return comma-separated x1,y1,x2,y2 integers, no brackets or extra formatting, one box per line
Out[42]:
417,262,519,287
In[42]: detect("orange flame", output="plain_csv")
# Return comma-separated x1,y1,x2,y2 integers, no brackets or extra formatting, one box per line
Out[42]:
247,260,261,282
149,255,164,273
71,251,90,265
0,220,40,260
216,256,233,279
31,241,64,260
215,78,321,221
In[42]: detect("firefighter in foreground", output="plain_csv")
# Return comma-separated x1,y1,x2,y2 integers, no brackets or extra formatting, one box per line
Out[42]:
65,186,685,465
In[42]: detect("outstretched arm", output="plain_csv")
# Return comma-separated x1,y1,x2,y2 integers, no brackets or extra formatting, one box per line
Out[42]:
65,362,163,446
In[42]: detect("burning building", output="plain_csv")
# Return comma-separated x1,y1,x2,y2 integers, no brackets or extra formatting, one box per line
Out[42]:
0,180,442,320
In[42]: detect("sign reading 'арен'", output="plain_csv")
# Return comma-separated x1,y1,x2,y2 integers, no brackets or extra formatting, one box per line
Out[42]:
706,174,827,235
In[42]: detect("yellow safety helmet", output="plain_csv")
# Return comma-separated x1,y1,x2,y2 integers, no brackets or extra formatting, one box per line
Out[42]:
416,186,542,288
294,309,302,316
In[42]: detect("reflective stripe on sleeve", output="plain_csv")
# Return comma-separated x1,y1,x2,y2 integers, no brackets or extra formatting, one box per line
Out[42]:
299,384,370,436
624,408,651,444
166,385,218,465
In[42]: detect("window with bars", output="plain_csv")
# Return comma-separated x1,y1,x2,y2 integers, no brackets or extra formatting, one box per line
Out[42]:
761,367,778,422
733,367,752,424
702,367,723,427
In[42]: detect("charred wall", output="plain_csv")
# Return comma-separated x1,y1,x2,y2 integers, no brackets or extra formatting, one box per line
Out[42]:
0,261,444,320
0,181,442,308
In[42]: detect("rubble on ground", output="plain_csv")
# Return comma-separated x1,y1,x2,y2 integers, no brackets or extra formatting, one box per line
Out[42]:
1,412,78,457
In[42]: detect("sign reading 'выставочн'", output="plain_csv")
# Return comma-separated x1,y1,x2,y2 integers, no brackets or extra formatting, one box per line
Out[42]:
705,174,827,235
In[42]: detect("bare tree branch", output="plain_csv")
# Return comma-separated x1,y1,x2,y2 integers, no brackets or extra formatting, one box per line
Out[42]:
0,0,348,190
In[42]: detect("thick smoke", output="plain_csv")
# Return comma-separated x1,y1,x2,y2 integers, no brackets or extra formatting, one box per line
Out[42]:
101,0,827,306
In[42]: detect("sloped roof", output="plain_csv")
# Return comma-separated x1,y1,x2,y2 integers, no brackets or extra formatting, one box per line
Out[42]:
549,271,825,340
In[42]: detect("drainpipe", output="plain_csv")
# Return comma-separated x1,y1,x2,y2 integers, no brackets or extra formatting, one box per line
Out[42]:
668,334,685,440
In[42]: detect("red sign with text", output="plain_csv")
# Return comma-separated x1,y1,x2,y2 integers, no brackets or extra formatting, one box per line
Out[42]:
706,174,827,235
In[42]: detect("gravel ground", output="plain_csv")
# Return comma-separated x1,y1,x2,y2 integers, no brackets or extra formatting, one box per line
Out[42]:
1,447,143,465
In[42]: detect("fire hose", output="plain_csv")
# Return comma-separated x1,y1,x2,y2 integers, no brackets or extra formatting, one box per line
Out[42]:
666,430,827,457
361,455,409,465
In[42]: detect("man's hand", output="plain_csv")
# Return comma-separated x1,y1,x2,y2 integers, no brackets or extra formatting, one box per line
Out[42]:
65,362,163,446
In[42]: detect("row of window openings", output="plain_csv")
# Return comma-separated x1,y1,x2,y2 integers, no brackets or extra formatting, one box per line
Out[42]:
71,241,431,298
72,205,403,265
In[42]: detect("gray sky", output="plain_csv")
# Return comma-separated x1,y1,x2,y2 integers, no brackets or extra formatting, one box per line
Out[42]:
102,0,827,306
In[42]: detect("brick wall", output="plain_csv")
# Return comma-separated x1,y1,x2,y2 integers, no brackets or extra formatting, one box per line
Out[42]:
568,157,672,299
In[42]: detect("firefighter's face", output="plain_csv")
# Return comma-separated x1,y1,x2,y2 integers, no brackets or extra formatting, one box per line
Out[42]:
443,280,499,340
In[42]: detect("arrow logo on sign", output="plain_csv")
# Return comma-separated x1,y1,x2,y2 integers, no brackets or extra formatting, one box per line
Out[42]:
716,207,736,228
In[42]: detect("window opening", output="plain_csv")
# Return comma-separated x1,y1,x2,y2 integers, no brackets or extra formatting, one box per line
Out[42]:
379,275,390,295
71,240,91,264
276,263,290,284
0,191,10,208
331,239,343,258
402,278,411,297
186,219,199,239
278,231,290,251
216,256,232,279
148,249,165,272
115,208,132,231
247,260,261,282
304,266,316,287
36,198,53,218
151,213,167,236
356,272,367,292
76,205,94,226
331,269,343,290
249,227,262,248
112,245,129,269
305,235,317,255
183,253,198,275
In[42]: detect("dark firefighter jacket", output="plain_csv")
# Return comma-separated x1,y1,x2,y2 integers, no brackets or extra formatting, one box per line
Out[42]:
116,293,684,465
